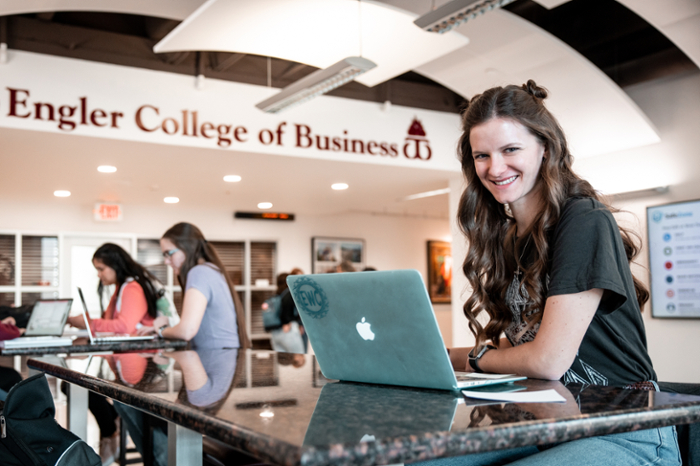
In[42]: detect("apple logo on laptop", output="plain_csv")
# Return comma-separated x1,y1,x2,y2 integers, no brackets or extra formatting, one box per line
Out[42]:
356,317,375,341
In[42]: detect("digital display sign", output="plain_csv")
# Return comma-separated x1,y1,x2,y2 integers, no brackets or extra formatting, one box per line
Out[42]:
235,212,295,221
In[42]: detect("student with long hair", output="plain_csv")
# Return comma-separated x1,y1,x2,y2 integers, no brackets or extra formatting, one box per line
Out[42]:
64,243,162,465
138,222,250,349
426,81,679,465
66,243,159,333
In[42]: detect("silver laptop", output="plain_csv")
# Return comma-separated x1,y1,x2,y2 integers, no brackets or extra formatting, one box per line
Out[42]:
0,299,74,349
77,287,155,343
287,270,525,391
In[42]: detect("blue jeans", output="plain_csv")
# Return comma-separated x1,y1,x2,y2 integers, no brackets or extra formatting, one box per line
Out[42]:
414,426,681,466
113,401,168,466
270,321,305,353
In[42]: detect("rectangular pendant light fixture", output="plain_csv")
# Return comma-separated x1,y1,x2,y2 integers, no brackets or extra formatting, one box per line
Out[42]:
255,56,376,114
414,0,517,34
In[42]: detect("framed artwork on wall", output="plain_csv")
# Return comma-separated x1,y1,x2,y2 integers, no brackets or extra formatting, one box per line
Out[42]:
427,240,452,304
312,237,365,274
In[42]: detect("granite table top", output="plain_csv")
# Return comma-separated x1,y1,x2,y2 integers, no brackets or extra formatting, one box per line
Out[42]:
0,337,187,355
27,350,700,466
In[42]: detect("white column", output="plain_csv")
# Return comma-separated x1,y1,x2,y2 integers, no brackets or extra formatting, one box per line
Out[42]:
167,422,202,466
449,174,475,348
67,384,89,441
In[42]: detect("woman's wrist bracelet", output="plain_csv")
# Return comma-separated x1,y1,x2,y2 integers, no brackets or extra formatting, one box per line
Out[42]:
157,325,168,338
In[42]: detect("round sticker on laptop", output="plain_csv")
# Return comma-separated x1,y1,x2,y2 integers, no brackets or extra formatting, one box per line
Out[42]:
291,277,329,319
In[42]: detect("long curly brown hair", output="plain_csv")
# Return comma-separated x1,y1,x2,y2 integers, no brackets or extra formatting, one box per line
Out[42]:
457,80,648,351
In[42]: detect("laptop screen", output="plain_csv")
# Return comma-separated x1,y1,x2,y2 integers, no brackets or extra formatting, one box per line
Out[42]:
24,299,73,337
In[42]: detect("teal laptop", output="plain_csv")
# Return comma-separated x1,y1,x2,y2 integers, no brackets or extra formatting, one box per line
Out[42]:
287,269,525,391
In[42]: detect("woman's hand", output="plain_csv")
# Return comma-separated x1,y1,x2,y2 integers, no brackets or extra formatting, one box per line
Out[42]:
1,316,16,326
152,315,169,331
138,315,169,336
282,323,291,333
137,325,155,336
66,315,87,329
447,347,473,371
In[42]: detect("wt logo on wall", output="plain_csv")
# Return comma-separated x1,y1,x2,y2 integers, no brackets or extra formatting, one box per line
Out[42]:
403,118,432,160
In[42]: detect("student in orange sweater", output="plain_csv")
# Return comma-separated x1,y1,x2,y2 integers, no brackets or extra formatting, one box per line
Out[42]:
66,242,161,465
67,243,159,334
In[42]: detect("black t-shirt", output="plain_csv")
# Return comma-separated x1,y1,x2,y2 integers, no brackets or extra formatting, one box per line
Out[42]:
505,197,656,387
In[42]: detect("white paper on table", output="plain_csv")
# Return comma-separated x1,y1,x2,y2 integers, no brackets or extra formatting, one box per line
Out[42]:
461,388,567,403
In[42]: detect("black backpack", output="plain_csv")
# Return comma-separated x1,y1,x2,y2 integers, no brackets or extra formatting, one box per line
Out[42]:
0,373,101,466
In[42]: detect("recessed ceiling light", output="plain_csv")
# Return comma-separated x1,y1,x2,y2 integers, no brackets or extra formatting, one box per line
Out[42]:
223,175,242,182
53,190,71,197
97,165,117,173
257,202,273,210
164,197,180,204
331,183,349,190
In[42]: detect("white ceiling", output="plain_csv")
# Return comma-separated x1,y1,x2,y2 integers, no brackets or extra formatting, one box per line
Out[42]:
0,127,453,218
0,0,697,219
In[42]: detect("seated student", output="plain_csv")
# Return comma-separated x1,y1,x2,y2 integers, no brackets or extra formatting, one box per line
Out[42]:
65,242,162,466
419,81,679,466
66,243,160,334
124,223,250,465
138,222,249,349
266,273,305,354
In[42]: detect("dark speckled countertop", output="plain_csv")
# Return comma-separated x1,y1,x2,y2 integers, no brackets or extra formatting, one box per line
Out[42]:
0,337,187,355
27,350,700,466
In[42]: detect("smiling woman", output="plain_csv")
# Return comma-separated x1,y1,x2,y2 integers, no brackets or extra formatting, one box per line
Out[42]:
470,118,546,222
430,80,681,466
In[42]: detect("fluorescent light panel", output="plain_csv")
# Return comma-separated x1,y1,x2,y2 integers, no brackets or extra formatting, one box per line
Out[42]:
401,188,451,201
414,0,517,34
608,186,669,199
256,57,376,114
153,0,467,87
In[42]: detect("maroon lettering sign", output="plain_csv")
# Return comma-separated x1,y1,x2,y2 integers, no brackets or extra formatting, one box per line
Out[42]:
3,87,433,164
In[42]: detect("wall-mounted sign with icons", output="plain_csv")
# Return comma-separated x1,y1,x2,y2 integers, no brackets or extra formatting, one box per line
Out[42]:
647,199,700,319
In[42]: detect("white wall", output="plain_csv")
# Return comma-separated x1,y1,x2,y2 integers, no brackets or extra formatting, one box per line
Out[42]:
576,70,700,383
